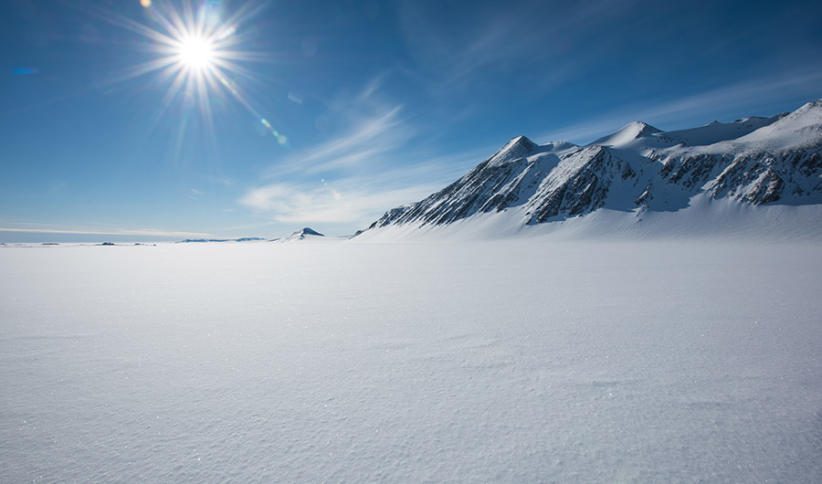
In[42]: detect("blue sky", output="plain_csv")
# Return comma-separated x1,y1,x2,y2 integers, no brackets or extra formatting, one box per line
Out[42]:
2,0,821,241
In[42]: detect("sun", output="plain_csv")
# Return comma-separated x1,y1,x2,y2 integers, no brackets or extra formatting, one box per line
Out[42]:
175,35,216,71
111,0,288,144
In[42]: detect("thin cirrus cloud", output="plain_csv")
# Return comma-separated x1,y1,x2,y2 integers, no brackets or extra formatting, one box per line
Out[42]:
240,130,485,227
263,104,411,179
395,0,635,92
243,76,446,226
238,150,488,226
240,79,498,227
239,180,443,225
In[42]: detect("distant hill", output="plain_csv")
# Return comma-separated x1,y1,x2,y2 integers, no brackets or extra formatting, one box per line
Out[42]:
277,227,325,242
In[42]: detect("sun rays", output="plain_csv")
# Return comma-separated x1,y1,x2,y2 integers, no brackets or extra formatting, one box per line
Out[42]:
106,0,287,146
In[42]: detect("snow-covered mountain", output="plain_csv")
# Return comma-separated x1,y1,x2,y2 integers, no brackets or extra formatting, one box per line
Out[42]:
362,99,822,237
276,227,325,242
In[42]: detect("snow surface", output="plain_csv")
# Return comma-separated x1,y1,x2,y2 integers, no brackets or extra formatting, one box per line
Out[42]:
663,115,781,147
2,240,822,482
360,195,822,242
661,100,822,157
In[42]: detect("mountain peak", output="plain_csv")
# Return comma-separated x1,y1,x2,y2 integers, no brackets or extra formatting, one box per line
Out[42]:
273,227,326,242
731,98,822,151
281,227,325,241
487,135,538,166
593,121,661,147
296,227,323,237
796,98,822,113
508,135,536,146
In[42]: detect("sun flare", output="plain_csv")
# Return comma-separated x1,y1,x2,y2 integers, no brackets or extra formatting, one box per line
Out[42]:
176,35,215,71
114,0,287,144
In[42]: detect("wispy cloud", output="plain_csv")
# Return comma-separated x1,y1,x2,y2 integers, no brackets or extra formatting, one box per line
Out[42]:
539,70,822,144
241,140,494,227
356,73,389,103
396,0,634,92
264,104,411,178
240,73,509,228
239,179,442,226
204,174,235,187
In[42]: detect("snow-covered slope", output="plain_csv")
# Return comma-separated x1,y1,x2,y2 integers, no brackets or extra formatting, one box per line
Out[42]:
593,121,662,148
362,99,822,238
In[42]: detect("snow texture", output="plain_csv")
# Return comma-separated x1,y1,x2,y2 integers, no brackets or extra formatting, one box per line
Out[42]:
2,240,822,482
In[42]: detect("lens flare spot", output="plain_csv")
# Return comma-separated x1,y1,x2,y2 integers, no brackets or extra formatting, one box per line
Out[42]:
260,119,288,145
140,0,151,8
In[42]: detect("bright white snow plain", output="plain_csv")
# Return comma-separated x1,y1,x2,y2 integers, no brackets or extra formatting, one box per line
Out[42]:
2,239,822,482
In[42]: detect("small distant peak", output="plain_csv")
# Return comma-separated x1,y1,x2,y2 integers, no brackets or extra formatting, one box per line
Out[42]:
733,116,765,123
279,227,325,242
297,227,324,237
707,120,721,126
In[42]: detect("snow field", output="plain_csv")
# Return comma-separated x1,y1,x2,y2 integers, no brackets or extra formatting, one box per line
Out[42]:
1,240,821,482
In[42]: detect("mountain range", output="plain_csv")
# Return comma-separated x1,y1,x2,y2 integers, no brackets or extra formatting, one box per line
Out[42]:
359,99,822,238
